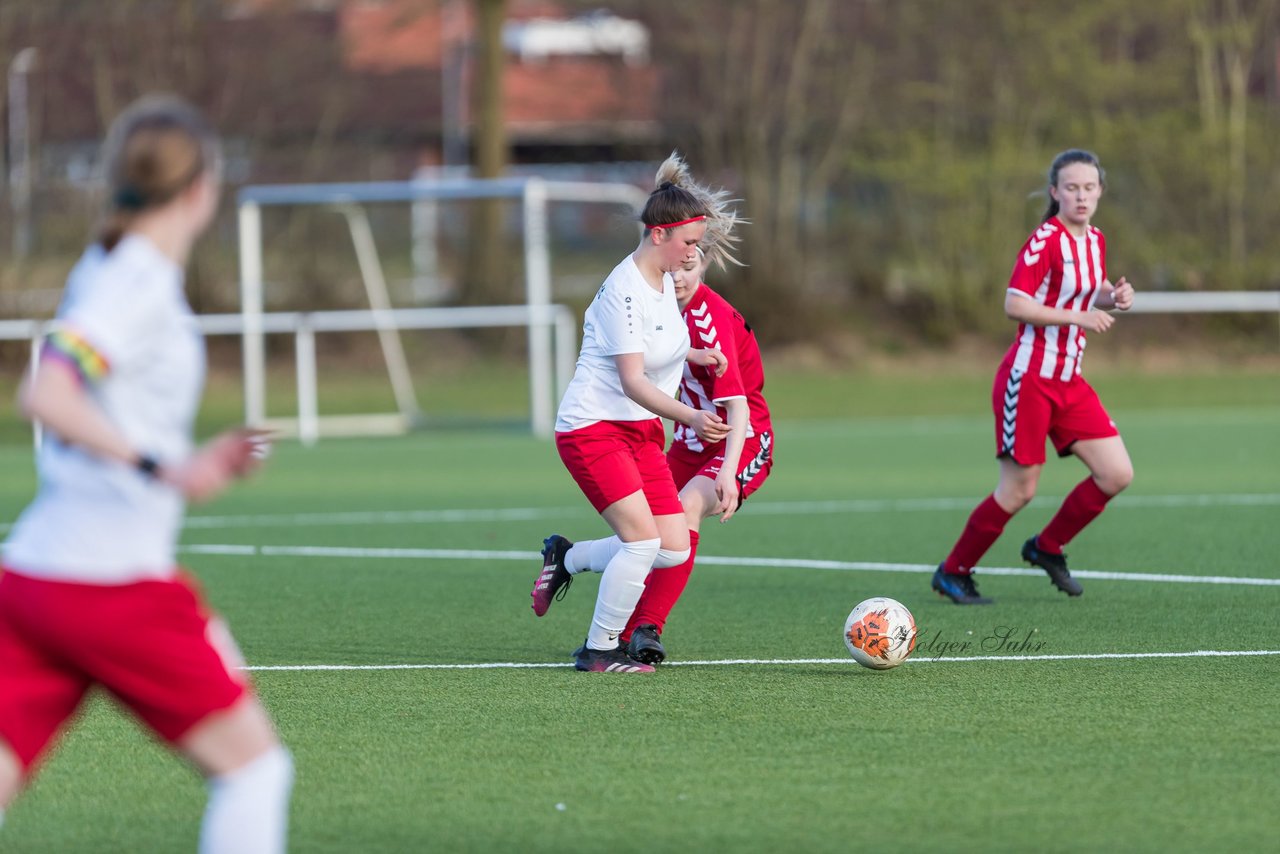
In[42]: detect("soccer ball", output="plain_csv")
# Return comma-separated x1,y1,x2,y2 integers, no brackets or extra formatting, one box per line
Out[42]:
843,597,917,670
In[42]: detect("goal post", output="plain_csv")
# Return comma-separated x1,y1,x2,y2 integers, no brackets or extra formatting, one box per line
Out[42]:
235,176,649,439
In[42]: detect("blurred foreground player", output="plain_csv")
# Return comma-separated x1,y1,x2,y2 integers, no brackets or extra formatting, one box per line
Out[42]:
0,96,292,852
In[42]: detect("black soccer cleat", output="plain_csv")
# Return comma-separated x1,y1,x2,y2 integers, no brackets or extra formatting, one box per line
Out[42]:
627,624,666,665
1022,537,1083,597
574,642,654,673
931,565,994,605
531,535,573,616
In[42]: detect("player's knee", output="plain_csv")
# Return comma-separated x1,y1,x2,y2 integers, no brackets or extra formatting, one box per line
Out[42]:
0,743,21,809
0,777,17,811
678,480,715,521
207,746,293,817
656,524,690,561
201,745,293,854
680,493,708,522
209,743,293,798
683,506,702,529
1099,464,1134,496
653,546,691,569
618,537,661,565
998,482,1036,511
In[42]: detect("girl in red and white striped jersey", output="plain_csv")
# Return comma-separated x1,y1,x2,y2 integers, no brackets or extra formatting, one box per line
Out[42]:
932,149,1135,605
620,245,774,664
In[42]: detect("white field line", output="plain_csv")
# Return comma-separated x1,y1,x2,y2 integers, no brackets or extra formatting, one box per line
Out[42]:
243,649,1280,672
1,492,1276,536
181,507,562,529
176,544,1280,587
745,492,1280,516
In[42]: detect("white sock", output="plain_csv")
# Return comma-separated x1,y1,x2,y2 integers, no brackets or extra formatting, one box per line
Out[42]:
565,537,623,574
570,537,691,571
586,537,659,650
653,546,691,568
199,746,294,854
567,539,688,572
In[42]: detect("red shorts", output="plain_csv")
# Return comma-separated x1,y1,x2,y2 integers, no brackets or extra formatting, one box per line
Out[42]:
993,358,1119,466
555,418,683,516
667,430,774,506
0,568,249,772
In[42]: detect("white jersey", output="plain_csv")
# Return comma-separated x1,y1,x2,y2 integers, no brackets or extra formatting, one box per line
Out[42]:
3,235,204,584
555,255,690,432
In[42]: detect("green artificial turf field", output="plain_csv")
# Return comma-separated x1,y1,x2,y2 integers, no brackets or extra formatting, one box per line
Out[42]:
0,371,1277,852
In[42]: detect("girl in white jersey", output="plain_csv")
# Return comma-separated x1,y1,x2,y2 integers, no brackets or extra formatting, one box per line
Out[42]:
530,154,733,674
0,97,292,851
932,149,1136,605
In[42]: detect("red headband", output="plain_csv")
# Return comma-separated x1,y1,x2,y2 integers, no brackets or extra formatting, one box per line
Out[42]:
650,215,706,230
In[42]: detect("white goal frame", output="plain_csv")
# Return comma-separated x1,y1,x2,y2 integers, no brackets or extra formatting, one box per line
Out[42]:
236,177,649,439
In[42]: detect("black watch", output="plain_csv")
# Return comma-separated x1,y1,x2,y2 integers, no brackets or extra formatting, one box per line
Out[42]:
135,454,162,480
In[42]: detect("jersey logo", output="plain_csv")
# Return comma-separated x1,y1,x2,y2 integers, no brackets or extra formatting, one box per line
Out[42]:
1022,237,1047,267
691,302,719,345
1000,369,1023,455
737,431,773,487
1023,224,1056,266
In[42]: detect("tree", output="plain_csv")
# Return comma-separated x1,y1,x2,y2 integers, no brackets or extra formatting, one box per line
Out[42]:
1189,0,1278,268
463,0,510,307
642,0,876,335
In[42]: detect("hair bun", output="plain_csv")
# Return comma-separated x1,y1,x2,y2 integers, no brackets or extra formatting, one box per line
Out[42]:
654,152,693,190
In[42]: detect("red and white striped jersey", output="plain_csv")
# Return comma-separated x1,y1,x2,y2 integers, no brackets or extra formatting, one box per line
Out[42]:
1005,216,1108,382
672,284,772,453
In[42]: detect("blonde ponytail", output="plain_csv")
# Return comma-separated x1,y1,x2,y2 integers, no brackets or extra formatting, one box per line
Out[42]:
649,151,744,270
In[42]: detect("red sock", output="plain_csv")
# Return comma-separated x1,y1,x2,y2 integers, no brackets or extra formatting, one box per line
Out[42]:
624,530,699,641
943,495,1013,575
1038,477,1111,554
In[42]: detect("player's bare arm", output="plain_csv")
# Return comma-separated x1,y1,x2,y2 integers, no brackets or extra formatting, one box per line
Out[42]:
615,352,730,442
714,397,751,521
20,358,269,503
20,358,138,465
1005,290,1115,333
687,347,728,377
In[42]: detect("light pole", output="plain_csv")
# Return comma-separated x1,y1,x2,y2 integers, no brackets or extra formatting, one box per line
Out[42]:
8,47,38,259
441,0,467,170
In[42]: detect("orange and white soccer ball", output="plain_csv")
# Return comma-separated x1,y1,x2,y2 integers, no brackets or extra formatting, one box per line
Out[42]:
843,597,917,670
